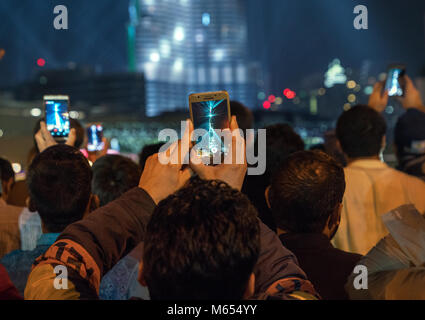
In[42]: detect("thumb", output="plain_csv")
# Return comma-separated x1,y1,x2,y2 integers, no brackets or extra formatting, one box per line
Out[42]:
66,128,77,147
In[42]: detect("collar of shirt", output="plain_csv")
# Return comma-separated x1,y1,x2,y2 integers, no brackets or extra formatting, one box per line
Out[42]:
279,233,334,251
36,233,60,247
347,159,388,170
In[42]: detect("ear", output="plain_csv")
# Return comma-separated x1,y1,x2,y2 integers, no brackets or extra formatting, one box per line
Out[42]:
324,203,342,239
2,177,14,200
381,135,387,151
264,185,271,209
243,273,255,299
138,260,147,287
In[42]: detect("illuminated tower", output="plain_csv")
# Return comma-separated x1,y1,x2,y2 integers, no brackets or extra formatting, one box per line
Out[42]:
128,0,256,117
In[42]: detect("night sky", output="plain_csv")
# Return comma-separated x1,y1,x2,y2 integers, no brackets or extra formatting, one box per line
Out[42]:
0,0,424,91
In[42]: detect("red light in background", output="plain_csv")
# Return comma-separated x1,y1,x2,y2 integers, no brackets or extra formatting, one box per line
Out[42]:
37,58,46,67
263,101,271,109
286,91,296,99
283,88,296,99
268,95,276,103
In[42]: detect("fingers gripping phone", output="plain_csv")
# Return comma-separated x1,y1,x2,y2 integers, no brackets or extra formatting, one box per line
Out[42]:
43,95,70,141
385,64,406,97
87,123,105,152
189,91,231,163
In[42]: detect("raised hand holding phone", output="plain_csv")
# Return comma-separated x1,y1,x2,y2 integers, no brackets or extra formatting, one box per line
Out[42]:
35,121,76,153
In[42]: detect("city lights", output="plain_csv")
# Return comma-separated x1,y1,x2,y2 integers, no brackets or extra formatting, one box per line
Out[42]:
37,58,46,67
347,94,356,103
263,101,271,109
347,80,356,89
174,26,185,41
202,13,211,26
30,108,42,117
150,52,160,62
268,95,276,103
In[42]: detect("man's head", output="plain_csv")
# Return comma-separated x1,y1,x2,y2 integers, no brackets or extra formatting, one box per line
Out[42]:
141,178,260,300
92,155,141,207
27,144,92,233
263,123,305,182
394,109,425,179
33,118,85,153
230,101,254,132
0,157,15,201
139,142,165,171
336,105,387,159
267,151,345,238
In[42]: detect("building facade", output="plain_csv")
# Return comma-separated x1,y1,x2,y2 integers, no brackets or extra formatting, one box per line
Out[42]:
128,0,257,117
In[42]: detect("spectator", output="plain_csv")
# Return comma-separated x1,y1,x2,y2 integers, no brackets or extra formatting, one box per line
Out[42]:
332,82,425,255
0,158,23,258
138,142,165,171
92,155,141,207
230,100,254,132
141,178,259,300
243,124,305,230
0,263,22,300
25,118,318,300
394,76,425,181
267,151,362,299
1,144,94,295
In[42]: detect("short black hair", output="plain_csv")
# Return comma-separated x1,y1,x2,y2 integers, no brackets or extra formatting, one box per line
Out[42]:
138,142,165,170
0,157,14,182
92,155,141,207
336,105,387,158
269,151,345,233
27,144,92,233
33,118,85,153
242,123,304,230
230,100,254,131
143,178,260,300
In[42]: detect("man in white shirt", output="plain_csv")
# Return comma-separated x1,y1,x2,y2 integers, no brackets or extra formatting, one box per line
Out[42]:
332,79,425,255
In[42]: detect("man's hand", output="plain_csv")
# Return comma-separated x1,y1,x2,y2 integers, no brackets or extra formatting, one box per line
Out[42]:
368,81,389,113
189,116,247,191
87,137,109,163
138,120,192,204
398,75,425,113
35,121,76,153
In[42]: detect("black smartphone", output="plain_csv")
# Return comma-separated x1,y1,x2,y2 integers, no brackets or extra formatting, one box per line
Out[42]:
385,64,406,97
86,123,104,152
43,95,70,141
189,91,231,161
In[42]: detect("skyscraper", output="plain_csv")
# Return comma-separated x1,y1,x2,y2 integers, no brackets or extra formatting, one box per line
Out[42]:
128,0,257,117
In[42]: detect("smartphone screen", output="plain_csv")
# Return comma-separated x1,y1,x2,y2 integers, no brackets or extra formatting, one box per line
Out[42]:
44,96,70,139
87,124,104,152
385,65,406,97
190,94,230,159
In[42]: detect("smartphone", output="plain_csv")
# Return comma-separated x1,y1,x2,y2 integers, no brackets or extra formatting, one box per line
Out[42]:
189,91,231,162
385,64,406,97
86,123,104,152
43,95,70,141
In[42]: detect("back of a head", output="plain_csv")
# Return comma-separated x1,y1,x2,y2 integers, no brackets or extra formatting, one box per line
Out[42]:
269,151,345,233
143,178,260,300
92,155,141,207
230,100,254,131
264,123,305,179
27,144,92,233
336,105,387,158
0,157,14,184
395,109,425,159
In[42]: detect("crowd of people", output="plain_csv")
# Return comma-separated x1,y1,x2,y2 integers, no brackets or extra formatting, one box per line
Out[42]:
0,75,425,300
